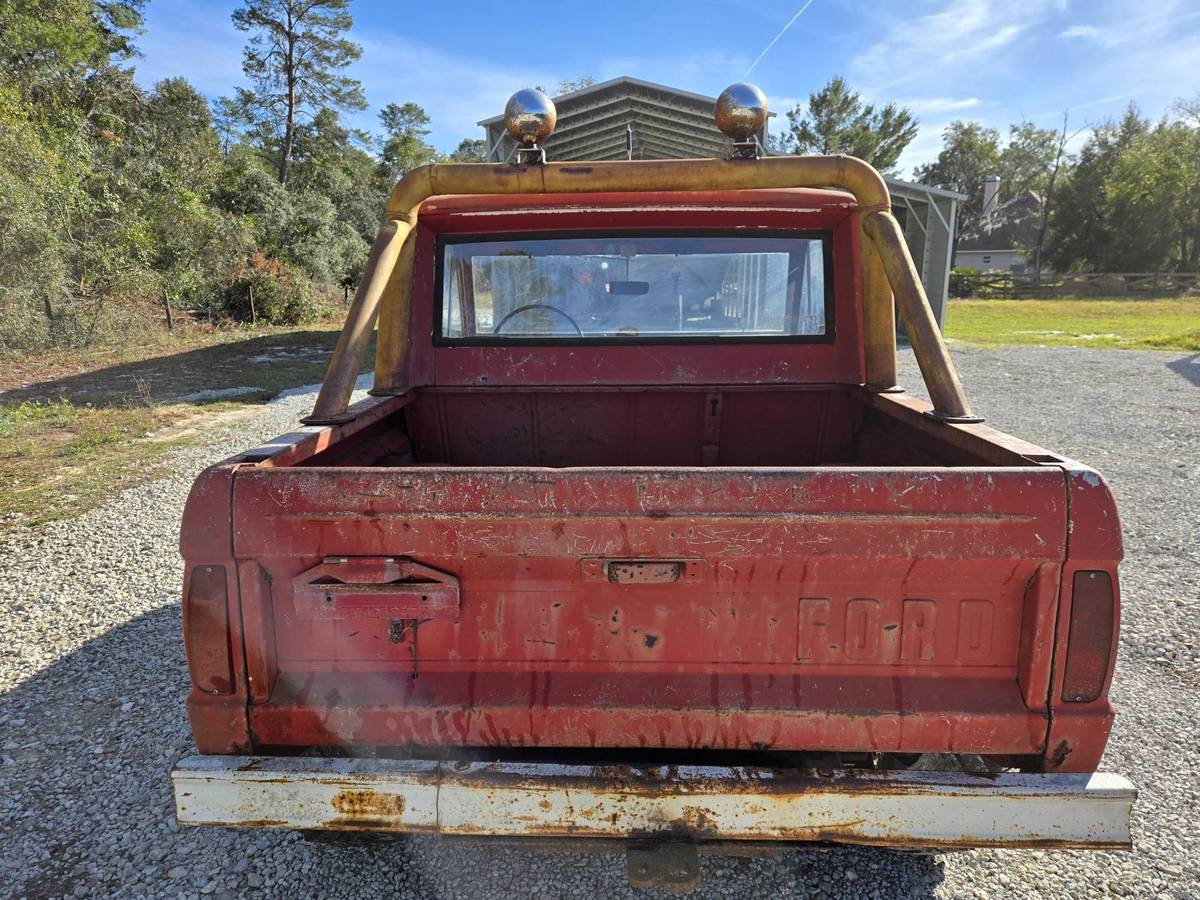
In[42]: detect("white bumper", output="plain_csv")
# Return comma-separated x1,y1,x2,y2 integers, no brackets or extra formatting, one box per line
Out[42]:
173,755,1134,850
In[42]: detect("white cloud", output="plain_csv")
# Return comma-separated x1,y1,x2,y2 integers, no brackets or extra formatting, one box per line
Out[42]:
350,32,560,146
134,1,244,96
845,0,1200,175
593,50,751,94
850,0,1052,92
1059,23,1127,48
766,95,806,113
901,96,983,114
896,125,954,179
1060,6,1200,50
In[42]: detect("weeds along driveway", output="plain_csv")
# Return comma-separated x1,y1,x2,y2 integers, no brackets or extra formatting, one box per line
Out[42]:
1,347,1197,899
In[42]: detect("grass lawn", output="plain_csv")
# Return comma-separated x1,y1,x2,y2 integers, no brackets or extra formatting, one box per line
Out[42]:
943,298,1200,351
0,323,373,529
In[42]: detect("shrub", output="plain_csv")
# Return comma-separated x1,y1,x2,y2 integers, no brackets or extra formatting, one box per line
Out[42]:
221,253,320,325
949,266,980,298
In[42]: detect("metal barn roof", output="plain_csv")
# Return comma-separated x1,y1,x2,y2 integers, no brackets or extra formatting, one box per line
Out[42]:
478,76,755,162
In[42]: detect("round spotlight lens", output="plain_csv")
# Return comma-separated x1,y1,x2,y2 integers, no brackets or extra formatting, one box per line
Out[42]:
504,88,557,143
714,83,769,141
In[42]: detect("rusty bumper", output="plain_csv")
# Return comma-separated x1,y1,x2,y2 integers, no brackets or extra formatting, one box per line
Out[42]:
172,756,1134,850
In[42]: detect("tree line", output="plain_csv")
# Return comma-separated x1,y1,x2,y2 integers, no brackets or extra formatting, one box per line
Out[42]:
5,3,1197,353
781,77,1200,276
0,0,485,351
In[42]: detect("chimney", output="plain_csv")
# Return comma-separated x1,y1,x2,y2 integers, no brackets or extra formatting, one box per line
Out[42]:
982,175,1000,222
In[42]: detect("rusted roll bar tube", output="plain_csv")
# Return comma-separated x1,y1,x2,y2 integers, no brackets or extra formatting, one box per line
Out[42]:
863,211,977,421
304,155,975,424
304,219,409,423
860,236,898,393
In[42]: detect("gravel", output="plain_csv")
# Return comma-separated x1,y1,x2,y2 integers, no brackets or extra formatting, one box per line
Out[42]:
1,345,1197,898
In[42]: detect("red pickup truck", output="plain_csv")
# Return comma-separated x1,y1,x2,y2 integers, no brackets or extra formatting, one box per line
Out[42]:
172,86,1133,886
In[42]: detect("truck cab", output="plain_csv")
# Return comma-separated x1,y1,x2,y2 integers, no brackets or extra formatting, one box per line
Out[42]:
172,86,1133,883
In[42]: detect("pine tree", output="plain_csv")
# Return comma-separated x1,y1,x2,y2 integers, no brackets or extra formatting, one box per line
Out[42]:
231,0,366,185
780,76,917,174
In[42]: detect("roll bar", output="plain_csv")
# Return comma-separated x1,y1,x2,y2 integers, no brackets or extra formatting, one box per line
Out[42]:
303,155,976,424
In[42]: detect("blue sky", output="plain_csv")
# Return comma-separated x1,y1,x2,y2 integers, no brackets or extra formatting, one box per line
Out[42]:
135,0,1200,178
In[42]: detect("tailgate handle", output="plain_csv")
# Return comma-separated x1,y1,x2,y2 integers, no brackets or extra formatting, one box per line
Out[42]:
293,557,459,620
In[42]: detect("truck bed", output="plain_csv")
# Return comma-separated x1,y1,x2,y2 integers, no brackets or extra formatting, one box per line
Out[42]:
293,384,1040,469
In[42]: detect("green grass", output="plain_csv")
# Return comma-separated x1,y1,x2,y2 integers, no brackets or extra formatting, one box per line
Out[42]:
944,298,1200,351
0,398,76,436
63,404,160,455
0,398,186,525
0,324,373,530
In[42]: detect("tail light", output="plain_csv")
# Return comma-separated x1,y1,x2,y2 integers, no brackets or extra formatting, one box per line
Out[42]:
184,565,233,695
1061,570,1115,703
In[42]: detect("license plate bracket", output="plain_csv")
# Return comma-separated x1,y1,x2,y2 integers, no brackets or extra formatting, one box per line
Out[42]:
580,558,704,585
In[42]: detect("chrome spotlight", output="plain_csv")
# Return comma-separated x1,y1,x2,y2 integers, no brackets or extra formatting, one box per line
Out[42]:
714,83,768,158
505,88,557,163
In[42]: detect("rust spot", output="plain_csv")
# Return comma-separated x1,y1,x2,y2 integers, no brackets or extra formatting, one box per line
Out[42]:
332,818,393,830
643,634,660,649
1048,739,1072,768
234,819,290,828
670,805,719,836
331,790,406,818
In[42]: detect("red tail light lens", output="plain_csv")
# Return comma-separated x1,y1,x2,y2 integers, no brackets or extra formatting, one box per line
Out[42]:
184,565,233,695
1062,570,1115,703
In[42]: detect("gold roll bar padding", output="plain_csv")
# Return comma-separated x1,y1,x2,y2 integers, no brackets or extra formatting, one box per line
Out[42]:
304,155,973,424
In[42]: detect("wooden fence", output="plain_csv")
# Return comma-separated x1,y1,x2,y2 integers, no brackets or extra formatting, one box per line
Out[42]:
949,271,1200,299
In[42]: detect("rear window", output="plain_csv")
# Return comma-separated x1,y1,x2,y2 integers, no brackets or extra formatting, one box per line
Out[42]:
437,232,832,344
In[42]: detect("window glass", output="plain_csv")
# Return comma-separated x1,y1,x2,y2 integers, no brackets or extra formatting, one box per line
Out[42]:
440,234,828,341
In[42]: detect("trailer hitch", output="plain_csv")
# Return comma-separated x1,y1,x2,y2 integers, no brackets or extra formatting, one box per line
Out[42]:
626,842,701,893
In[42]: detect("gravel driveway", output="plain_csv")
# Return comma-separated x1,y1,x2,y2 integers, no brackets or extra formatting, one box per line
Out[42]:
2,345,1197,899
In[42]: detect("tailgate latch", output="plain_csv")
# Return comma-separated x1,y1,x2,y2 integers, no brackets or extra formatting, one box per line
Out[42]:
293,557,460,620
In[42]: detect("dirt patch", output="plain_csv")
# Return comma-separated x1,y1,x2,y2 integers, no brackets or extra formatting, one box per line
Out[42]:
145,404,268,443
0,328,347,409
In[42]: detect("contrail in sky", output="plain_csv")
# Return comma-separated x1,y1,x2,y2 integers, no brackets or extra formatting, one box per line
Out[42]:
744,0,818,77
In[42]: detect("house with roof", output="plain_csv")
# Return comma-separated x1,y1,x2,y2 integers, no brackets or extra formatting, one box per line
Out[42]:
955,176,1046,273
